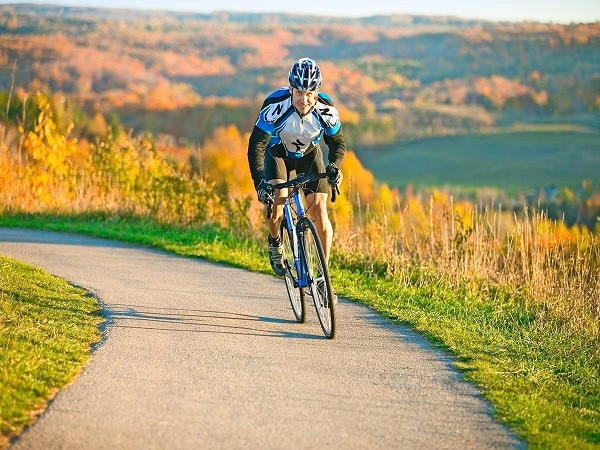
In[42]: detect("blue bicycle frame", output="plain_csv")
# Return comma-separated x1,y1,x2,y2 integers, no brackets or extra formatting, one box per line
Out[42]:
282,190,309,288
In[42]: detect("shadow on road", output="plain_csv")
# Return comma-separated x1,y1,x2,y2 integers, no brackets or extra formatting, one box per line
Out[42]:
105,303,324,340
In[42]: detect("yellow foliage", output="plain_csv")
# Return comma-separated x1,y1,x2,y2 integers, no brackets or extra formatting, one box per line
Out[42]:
378,184,393,210
553,221,573,243
453,202,474,233
89,112,108,137
331,194,353,231
341,151,374,204
431,188,449,204
17,92,79,207
200,125,254,197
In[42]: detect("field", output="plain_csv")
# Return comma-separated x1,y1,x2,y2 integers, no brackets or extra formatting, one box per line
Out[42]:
354,130,600,194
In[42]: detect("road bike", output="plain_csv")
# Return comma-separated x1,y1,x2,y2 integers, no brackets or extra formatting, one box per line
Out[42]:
267,172,339,339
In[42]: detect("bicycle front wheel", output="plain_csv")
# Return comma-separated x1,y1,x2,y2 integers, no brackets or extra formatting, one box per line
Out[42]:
298,217,336,339
281,219,305,323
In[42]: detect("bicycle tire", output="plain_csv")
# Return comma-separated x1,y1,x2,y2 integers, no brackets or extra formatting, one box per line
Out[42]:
281,219,305,323
298,217,336,338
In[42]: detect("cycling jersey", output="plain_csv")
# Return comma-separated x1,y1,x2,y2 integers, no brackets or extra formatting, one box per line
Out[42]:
248,87,346,189
256,87,341,158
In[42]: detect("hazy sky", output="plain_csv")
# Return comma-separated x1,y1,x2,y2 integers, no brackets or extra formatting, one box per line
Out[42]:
6,0,600,23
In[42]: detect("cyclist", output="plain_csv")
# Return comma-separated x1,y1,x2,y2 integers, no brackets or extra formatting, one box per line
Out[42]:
247,57,346,277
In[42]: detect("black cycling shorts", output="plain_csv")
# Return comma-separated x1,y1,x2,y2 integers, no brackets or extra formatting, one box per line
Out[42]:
264,144,328,195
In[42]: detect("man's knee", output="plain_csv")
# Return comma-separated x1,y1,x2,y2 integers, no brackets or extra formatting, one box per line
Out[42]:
307,194,330,225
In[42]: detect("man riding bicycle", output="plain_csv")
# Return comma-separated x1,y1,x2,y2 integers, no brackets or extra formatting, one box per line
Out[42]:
247,57,346,277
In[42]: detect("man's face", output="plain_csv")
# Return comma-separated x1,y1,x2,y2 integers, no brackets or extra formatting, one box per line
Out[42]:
291,88,319,116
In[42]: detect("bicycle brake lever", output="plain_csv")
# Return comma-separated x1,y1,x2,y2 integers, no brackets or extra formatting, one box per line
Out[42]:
331,184,340,203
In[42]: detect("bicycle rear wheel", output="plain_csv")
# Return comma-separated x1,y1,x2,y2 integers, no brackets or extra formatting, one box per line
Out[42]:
281,219,305,323
298,217,336,339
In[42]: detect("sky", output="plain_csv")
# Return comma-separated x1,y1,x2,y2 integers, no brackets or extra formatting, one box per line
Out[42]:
5,0,600,23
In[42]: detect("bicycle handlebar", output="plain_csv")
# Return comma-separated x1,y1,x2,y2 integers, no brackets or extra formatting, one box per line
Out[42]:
271,172,328,191
266,172,340,219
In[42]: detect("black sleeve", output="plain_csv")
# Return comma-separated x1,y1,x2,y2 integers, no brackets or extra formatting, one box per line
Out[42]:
247,125,272,189
323,126,346,168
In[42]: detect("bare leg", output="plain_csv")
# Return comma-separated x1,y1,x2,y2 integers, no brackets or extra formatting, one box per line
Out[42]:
305,192,333,262
264,179,287,239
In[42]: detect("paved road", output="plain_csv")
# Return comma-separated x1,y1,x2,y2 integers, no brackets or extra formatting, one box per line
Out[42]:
1,228,522,449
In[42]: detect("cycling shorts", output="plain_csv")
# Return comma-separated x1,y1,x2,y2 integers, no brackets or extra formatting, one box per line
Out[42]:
264,144,328,195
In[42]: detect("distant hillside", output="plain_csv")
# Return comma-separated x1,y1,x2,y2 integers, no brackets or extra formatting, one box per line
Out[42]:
0,3,598,148
0,4,488,27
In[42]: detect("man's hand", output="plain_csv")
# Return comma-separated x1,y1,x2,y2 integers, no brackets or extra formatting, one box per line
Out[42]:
256,179,274,206
326,163,342,187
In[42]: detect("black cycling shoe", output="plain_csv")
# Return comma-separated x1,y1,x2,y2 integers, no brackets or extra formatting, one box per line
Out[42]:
268,234,286,276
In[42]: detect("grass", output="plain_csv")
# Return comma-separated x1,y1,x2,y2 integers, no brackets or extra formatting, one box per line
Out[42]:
0,212,598,448
355,130,600,194
0,253,102,448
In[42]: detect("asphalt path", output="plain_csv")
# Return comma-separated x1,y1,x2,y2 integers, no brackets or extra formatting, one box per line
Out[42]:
0,227,522,449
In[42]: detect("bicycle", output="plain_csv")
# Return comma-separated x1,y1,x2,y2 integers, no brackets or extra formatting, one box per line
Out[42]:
266,172,340,339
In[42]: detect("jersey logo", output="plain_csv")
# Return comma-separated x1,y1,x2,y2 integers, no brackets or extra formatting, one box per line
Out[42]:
291,139,305,151
319,107,333,117
265,103,284,123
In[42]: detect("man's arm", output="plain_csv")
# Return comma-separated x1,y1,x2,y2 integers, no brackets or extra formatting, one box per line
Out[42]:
317,93,346,168
323,127,346,168
247,125,272,188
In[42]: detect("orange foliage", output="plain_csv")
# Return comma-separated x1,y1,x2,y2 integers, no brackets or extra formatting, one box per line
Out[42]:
153,51,235,77
474,76,548,107
320,62,387,107
4,13,595,127
144,80,201,111
235,28,295,67
418,76,548,108
324,25,379,44
461,22,600,46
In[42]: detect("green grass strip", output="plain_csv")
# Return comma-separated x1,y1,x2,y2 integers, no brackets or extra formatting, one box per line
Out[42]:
0,212,598,449
0,253,102,448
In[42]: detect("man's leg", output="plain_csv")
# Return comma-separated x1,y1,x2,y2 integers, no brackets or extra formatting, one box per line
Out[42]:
263,147,290,276
264,179,287,238
305,192,333,262
264,180,288,276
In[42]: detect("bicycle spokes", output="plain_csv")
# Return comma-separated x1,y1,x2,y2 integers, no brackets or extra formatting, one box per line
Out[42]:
299,218,335,338
281,219,305,323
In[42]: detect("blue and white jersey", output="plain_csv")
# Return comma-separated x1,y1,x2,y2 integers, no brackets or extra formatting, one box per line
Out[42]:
255,87,342,158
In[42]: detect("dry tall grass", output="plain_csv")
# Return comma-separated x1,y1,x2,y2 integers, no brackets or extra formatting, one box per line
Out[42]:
333,183,599,338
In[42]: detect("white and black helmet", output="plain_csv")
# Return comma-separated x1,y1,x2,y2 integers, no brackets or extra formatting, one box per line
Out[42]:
288,58,322,91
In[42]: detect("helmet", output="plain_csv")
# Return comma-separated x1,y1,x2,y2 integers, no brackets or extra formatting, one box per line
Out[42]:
288,58,322,91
